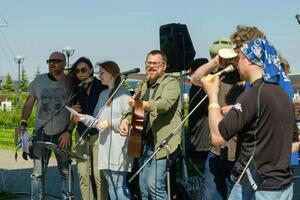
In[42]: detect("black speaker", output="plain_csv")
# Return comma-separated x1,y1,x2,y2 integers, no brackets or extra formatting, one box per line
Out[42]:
160,23,196,73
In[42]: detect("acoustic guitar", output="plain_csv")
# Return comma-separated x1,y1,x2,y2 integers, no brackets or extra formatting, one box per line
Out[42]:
127,84,144,158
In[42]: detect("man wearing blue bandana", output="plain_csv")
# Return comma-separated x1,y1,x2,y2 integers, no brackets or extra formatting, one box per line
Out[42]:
200,38,294,200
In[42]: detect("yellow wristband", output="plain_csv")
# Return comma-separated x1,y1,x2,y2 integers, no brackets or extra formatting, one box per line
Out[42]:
208,103,220,110
20,119,28,123
102,120,109,129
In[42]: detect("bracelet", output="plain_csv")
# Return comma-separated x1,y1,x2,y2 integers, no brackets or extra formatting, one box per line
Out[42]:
208,103,220,110
102,120,109,129
20,119,28,127
20,119,27,123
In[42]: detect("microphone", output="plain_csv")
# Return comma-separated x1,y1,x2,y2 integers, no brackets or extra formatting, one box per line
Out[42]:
120,68,140,76
211,65,235,78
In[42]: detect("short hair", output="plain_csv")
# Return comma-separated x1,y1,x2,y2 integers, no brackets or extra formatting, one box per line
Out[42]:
147,50,167,64
230,25,267,47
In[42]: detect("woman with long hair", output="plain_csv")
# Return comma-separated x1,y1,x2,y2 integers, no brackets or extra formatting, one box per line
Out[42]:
74,61,133,200
69,57,108,200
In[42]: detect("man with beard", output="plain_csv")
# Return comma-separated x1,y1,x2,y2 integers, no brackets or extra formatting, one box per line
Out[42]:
16,51,74,200
120,50,181,200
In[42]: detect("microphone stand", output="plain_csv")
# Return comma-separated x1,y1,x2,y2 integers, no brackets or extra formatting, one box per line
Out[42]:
73,74,129,149
16,92,77,151
17,91,77,200
128,91,208,200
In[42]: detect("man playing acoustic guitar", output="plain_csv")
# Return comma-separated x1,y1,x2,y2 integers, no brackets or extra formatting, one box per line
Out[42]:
120,50,182,200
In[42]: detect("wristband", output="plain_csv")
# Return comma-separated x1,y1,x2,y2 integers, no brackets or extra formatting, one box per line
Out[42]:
20,119,28,128
102,120,109,129
208,103,220,110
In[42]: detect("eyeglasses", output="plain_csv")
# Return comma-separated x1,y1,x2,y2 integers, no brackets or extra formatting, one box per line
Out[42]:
76,67,88,74
145,61,164,67
46,59,64,65
233,43,243,54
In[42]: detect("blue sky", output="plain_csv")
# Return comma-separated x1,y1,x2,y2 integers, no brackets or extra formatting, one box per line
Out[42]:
0,0,299,80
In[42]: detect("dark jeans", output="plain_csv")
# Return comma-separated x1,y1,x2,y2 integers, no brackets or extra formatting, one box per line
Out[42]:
31,133,74,200
201,151,235,200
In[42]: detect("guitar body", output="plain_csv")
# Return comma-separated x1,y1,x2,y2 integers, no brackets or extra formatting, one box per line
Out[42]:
127,87,144,158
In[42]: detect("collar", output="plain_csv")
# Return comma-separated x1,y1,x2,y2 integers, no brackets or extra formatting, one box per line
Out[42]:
147,74,166,88
251,78,264,87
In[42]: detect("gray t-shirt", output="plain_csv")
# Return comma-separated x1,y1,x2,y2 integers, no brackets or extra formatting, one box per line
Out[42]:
28,73,72,135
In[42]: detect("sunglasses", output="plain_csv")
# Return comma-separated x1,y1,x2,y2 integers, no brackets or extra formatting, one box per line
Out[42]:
76,67,89,74
46,59,64,65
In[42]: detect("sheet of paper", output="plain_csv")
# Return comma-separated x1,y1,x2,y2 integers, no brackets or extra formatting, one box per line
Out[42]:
22,131,30,154
65,106,79,116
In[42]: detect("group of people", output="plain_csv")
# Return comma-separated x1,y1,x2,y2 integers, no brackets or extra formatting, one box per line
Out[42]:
16,24,298,200
17,49,181,200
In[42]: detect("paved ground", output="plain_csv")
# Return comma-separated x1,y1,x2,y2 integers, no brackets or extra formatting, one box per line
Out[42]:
0,149,81,200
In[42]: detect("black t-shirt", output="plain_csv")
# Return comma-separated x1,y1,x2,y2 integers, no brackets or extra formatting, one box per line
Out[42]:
219,79,294,190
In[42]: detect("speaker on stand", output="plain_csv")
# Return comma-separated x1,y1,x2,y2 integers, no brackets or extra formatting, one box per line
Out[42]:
160,23,198,199
159,23,196,73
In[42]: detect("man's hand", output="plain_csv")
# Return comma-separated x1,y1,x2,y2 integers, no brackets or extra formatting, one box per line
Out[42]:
58,132,71,149
120,119,129,136
200,74,220,98
128,98,143,108
15,125,26,136
221,105,233,116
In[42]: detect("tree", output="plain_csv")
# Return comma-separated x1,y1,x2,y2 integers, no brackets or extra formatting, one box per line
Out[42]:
19,67,29,92
2,73,15,91
34,67,41,78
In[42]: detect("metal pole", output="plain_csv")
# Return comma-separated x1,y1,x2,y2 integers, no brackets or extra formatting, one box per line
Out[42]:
14,55,24,102
62,46,75,71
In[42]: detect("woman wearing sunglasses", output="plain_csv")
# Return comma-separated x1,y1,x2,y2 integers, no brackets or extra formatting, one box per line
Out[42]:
69,57,108,200
74,61,133,200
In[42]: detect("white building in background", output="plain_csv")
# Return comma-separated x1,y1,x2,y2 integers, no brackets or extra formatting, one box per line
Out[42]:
1,101,11,111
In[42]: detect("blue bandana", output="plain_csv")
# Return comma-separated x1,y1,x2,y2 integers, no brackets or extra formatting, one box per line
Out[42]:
241,38,293,101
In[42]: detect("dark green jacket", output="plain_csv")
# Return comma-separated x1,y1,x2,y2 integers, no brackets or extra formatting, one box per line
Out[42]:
124,74,182,159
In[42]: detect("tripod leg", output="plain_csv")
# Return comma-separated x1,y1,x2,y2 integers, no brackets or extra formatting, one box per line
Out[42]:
69,159,72,200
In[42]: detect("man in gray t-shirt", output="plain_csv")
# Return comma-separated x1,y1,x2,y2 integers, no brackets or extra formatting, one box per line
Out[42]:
17,51,74,200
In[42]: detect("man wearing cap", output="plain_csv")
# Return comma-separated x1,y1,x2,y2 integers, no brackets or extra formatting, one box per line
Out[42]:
17,51,75,200
200,38,294,199
191,39,244,200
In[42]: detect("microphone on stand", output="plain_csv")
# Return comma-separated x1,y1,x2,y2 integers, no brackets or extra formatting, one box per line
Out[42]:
120,68,140,76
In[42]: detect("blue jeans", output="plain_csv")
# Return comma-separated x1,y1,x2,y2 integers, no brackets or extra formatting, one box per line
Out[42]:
201,151,235,200
103,169,130,200
31,133,73,200
228,182,293,200
139,146,167,200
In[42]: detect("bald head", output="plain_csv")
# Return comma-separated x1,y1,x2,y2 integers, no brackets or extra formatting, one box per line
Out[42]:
49,51,66,62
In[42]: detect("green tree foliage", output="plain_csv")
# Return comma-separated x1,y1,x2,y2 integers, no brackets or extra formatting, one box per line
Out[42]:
122,80,132,90
0,92,35,128
19,67,29,92
2,73,15,92
34,67,41,78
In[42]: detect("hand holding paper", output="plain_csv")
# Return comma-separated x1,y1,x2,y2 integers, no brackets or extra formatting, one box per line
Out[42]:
65,106,80,116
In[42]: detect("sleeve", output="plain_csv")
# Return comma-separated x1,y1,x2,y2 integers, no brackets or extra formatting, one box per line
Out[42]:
147,77,180,114
28,76,38,97
218,90,257,141
81,90,105,128
110,89,131,132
